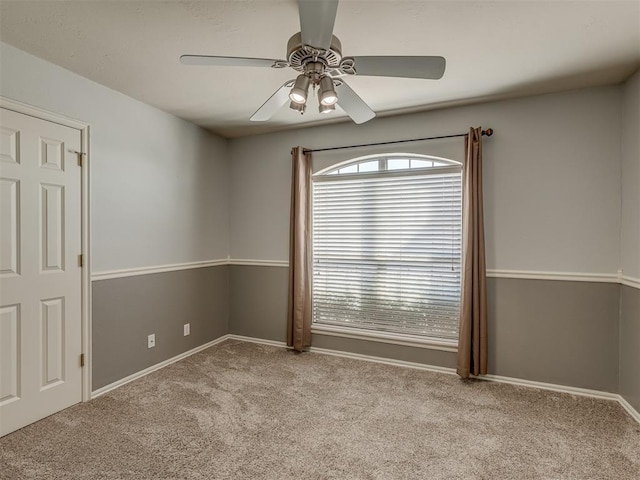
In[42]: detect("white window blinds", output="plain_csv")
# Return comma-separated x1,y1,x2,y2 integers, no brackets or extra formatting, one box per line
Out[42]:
312,164,462,341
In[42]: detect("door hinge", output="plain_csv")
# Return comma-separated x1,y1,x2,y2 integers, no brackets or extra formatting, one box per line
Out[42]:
67,149,86,166
78,254,84,267
80,353,85,367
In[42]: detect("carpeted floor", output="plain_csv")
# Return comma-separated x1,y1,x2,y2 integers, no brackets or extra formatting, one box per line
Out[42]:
1,340,639,480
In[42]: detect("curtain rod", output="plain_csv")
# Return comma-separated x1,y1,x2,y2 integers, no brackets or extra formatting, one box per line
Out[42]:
302,128,494,154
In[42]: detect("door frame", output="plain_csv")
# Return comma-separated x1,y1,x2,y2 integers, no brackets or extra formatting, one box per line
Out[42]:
1,96,92,402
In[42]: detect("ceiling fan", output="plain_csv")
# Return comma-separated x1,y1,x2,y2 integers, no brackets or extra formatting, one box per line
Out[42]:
180,0,446,124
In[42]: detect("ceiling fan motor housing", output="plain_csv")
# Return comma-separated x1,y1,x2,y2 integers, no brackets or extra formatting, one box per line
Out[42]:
287,32,342,72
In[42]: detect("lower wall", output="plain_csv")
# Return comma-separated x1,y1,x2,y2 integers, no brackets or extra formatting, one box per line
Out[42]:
620,285,640,411
229,265,289,342
229,265,620,392
92,265,229,390
487,277,619,392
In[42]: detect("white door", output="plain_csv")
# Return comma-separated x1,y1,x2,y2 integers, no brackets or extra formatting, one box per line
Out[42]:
0,108,83,436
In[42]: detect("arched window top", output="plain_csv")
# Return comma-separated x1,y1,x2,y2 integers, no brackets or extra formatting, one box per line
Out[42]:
316,153,461,177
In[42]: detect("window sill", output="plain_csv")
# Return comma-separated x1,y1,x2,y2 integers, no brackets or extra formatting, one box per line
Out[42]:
311,324,459,353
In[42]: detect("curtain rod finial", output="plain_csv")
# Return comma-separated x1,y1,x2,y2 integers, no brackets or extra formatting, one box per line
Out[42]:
482,128,494,137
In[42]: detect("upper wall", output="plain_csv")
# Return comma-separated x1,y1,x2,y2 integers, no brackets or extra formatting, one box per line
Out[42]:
229,86,622,275
621,70,640,281
0,42,229,273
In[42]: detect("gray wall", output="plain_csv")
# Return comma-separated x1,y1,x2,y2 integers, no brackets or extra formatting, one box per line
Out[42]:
619,70,640,411
620,70,640,280
92,266,229,389
487,278,620,392
229,86,622,275
0,42,230,272
229,265,289,342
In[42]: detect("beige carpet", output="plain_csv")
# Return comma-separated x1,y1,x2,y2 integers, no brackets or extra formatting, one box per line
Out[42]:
1,339,639,480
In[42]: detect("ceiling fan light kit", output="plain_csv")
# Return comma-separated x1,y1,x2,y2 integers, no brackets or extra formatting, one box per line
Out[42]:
318,75,338,106
180,0,446,125
289,74,311,104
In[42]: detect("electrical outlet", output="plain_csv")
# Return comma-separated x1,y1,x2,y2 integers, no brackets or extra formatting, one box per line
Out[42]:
183,323,190,336
147,333,155,348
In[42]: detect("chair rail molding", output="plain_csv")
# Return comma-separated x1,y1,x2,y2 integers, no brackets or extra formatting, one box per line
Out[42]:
91,259,229,281
92,259,638,289
620,274,640,290
227,260,626,285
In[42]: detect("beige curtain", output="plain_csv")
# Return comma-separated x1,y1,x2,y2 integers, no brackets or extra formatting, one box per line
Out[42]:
287,147,313,352
457,127,488,378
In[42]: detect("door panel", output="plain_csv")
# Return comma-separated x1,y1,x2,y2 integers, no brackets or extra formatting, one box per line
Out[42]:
0,304,20,403
0,178,19,276
0,108,82,436
41,183,65,272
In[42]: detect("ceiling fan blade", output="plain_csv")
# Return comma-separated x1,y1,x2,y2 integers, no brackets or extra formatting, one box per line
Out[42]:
335,80,375,124
250,81,295,122
180,55,286,68
347,56,446,79
298,0,339,50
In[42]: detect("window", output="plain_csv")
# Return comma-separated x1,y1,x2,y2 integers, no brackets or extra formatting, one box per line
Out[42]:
312,154,462,343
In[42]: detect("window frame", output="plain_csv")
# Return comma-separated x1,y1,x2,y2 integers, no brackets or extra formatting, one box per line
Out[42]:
311,153,463,352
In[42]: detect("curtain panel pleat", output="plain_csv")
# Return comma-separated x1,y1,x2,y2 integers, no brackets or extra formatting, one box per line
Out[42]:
457,127,488,378
287,147,313,351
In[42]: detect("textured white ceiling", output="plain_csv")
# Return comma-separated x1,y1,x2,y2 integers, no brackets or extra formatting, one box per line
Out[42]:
1,1,639,138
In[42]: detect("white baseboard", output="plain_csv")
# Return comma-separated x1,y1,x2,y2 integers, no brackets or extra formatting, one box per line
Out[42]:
90,333,640,426
91,335,231,398
470,374,620,401
230,334,457,376
228,335,640,425
618,395,640,424
226,334,287,348
309,345,458,376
